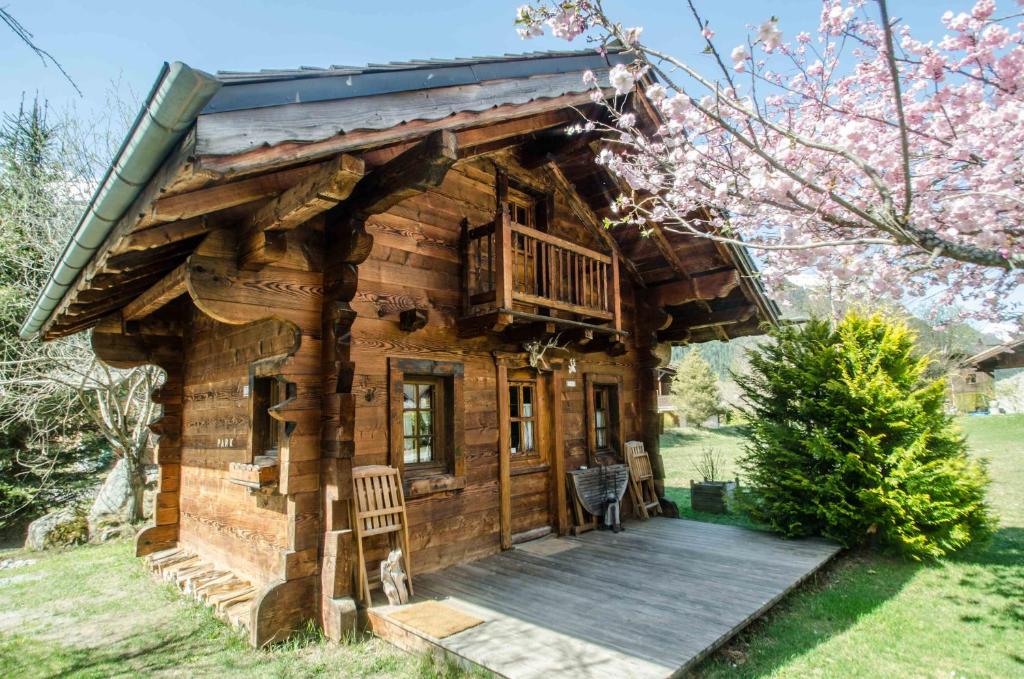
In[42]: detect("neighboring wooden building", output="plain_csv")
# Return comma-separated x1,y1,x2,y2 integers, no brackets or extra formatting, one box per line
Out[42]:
951,337,1024,413
22,50,778,646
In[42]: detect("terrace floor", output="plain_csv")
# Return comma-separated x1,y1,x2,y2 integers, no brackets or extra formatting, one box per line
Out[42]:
368,517,840,678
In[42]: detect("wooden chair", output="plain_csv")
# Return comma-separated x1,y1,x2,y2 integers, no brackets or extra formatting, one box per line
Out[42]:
625,441,662,519
350,465,413,608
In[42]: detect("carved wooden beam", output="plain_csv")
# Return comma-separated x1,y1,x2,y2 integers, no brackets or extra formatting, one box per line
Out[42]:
338,130,459,223
650,270,740,308
541,162,647,290
144,163,323,227
117,217,209,254
658,304,757,341
121,261,189,321
240,154,364,269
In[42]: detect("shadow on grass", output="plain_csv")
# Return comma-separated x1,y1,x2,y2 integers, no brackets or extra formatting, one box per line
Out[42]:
949,527,1024,632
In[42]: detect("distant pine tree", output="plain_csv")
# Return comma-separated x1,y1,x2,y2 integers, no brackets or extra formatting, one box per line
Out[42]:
671,350,722,427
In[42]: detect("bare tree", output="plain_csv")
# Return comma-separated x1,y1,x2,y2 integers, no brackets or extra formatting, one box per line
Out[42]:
0,96,157,524
1,7,80,95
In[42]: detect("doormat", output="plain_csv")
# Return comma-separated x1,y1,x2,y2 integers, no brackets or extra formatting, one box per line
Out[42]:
515,537,580,557
388,601,484,639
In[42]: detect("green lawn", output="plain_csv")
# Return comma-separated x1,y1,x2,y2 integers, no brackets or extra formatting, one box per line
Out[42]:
2,415,1021,678
0,543,462,678
662,415,1024,678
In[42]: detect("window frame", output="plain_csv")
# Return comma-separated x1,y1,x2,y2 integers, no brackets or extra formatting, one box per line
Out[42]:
508,379,539,458
247,365,291,465
400,375,447,473
388,358,466,490
585,373,624,464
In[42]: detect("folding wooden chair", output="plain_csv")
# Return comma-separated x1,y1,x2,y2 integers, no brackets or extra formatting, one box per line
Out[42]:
625,441,663,519
350,465,413,608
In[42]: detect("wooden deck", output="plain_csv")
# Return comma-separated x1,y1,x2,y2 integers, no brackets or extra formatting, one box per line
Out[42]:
369,517,840,678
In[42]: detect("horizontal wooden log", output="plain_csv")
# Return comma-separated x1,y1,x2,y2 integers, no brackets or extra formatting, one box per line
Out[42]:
339,130,459,223
651,270,740,307
252,154,364,234
122,261,189,321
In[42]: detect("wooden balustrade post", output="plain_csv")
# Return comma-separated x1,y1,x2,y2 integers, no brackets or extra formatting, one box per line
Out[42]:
495,207,513,311
611,255,622,333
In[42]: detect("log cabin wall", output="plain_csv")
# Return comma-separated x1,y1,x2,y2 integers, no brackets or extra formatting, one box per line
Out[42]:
177,311,293,584
349,151,646,575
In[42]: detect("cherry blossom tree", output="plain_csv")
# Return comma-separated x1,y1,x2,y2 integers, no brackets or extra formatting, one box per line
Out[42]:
514,1,1024,326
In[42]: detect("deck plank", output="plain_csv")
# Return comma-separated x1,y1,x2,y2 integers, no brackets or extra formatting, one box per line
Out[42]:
375,517,840,678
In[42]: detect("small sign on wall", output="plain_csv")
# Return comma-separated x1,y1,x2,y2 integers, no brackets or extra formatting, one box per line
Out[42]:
566,379,577,388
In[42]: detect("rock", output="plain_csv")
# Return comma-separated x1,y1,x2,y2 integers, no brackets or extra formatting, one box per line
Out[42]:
0,558,37,570
87,459,137,542
25,507,84,550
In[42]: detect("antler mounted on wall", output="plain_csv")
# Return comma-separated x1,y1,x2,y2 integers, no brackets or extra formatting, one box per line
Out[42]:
523,333,570,372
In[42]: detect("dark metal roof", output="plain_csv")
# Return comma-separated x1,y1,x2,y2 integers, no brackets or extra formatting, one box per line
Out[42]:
204,48,630,114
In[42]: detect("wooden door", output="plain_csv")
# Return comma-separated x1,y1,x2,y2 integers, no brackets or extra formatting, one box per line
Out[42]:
507,368,553,542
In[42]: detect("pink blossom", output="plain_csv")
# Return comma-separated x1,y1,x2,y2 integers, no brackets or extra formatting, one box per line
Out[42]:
645,83,667,103
731,45,748,71
547,9,585,40
623,26,643,46
757,19,783,52
972,0,995,20
608,63,635,95
513,0,1024,326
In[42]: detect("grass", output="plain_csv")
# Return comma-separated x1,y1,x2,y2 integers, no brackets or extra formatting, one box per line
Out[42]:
0,541,466,678
2,415,1020,678
662,414,1024,678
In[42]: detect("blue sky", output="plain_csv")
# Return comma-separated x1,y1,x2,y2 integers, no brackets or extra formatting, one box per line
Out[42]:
1,1,956,118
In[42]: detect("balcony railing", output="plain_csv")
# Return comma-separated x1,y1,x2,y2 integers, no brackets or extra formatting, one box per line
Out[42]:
462,208,621,328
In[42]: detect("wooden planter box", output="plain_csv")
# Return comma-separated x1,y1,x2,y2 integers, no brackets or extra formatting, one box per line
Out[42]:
690,479,738,514
228,459,279,490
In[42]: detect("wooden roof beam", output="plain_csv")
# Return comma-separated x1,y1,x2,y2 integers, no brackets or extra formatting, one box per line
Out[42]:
541,162,646,290
116,217,209,254
144,163,323,228
239,153,364,269
122,260,189,321
650,270,740,307
658,304,757,342
340,130,459,222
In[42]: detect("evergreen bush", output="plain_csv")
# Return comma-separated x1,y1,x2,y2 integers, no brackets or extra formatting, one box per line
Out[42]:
737,312,994,559
671,350,722,427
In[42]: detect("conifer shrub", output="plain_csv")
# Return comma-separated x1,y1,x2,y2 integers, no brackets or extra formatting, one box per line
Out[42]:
671,349,722,427
737,312,994,558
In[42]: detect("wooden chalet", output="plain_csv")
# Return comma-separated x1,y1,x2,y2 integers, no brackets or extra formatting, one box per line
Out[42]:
23,49,782,651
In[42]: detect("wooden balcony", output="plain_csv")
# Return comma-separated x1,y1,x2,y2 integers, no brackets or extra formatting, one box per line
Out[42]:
460,209,622,339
